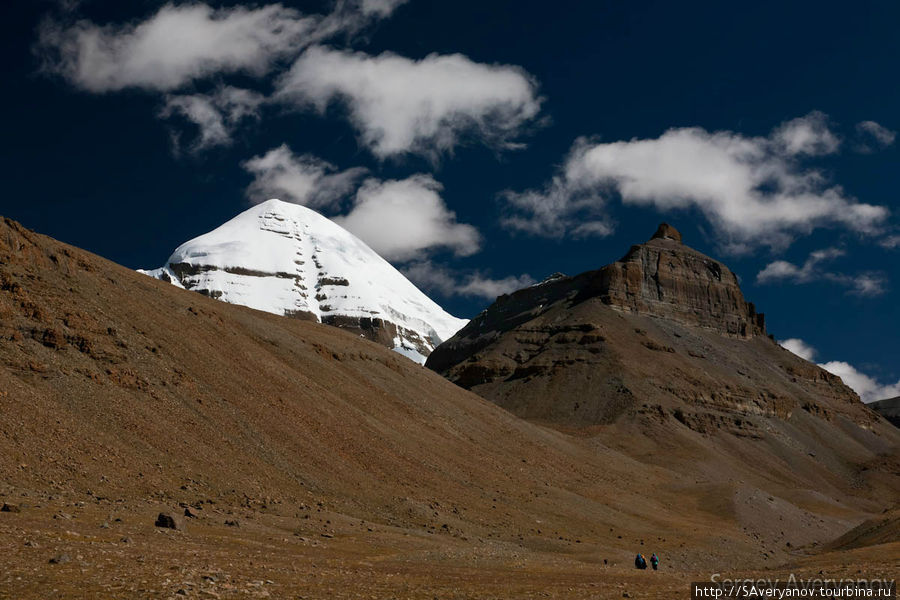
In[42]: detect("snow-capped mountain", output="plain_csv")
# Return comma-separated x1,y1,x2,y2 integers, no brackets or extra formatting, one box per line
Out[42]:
140,199,466,362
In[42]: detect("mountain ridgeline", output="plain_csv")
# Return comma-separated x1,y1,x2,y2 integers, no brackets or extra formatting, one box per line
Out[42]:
426,224,876,431
870,397,900,428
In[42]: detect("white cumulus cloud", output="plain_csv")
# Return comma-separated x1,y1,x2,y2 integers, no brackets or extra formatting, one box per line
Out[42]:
243,144,368,209
502,113,889,251
275,45,542,159
243,147,481,261
335,175,481,261
772,111,841,156
37,3,317,92
757,248,886,296
160,86,265,152
779,338,817,361
403,261,535,300
36,1,410,93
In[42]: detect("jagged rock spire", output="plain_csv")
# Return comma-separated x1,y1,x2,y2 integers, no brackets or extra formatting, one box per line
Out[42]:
651,223,682,243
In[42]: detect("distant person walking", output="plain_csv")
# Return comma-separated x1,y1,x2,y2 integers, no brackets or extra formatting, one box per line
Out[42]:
634,553,647,569
650,553,659,570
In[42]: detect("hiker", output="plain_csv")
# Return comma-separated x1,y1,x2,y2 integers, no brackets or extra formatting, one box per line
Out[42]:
650,553,659,570
634,553,647,569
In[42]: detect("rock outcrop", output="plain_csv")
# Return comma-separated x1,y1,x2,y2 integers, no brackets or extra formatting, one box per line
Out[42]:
426,224,869,432
596,223,766,338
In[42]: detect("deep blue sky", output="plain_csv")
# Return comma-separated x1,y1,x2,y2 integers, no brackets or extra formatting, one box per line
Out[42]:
2,0,899,395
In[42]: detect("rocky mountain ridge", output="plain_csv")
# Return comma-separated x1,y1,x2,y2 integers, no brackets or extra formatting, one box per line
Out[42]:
870,396,900,428
426,224,880,433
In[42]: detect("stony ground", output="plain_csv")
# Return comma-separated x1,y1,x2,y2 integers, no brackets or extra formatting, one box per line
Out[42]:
2,495,897,600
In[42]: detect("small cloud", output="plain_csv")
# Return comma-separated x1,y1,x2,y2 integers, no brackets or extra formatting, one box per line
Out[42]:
243,145,368,209
756,248,886,296
773,111,840,156
358,0,409,17
36,4,318,92
53,0,82,14
855,120,896,152
335,175,481,261
756,260,803,282
403,261,534,300
879,234,900,249
779,338,816,361
757,248,844,283
458,274,536,298
160,86,265,153
848,274,888,297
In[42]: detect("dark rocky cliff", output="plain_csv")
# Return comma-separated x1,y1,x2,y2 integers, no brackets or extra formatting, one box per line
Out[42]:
595,223,766,338
870,397,900,428
426,224,871,432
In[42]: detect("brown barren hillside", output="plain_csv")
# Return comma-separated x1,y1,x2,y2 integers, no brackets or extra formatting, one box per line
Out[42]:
426,225,900,580
1,217,898,599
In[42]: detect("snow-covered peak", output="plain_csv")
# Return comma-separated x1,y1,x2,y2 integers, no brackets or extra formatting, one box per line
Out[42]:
141,199,466,360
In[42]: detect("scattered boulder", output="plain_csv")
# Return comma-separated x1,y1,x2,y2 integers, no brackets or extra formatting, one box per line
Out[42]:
48,553,71,564
40,327,66,349
224,519,239,527
154,511,184,530
184,507,199,519
1,503,21,513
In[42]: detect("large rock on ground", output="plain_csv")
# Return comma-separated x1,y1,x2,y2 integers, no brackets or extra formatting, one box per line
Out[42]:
155,512,185,531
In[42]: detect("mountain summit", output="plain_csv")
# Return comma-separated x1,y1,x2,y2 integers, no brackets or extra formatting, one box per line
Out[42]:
596,223,766,337
426,224,873,429
141,199,465,361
